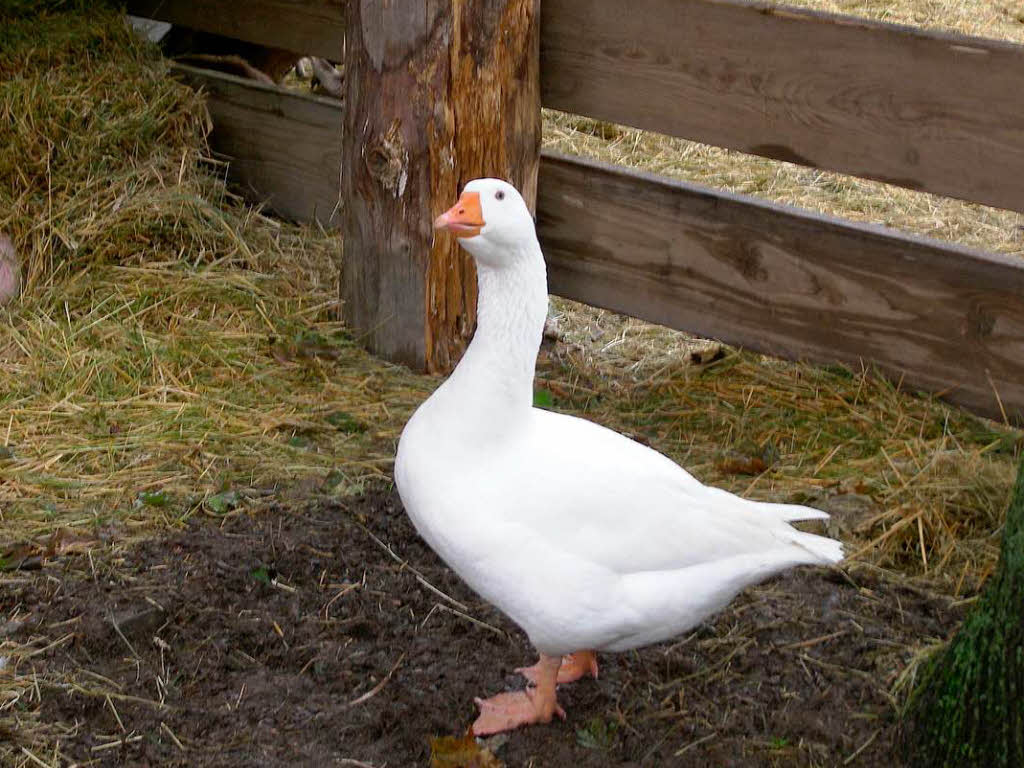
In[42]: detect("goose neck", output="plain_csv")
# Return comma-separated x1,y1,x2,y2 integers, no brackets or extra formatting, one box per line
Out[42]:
443,244,548,415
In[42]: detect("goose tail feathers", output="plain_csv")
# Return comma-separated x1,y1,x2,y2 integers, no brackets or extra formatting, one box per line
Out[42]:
756,501,830,523
789,529,844,565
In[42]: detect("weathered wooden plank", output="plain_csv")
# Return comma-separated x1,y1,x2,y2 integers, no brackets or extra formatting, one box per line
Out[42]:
132,0,1024,210
538,152,1024,423
126,0,345,59
541,0,1024,213
168,66,1024,421
342,0,541,372
172,63,342,226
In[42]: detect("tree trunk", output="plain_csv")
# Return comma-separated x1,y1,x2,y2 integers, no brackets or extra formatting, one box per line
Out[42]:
903,455,1024,767
341,0,541,372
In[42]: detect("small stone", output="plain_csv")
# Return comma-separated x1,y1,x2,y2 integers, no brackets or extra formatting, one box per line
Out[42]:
542,315,561,341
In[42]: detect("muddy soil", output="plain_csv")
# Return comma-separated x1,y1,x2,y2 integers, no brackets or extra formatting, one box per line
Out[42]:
6,491,963,766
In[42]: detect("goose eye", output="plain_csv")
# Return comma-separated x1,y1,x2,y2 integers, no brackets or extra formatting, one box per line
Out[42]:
495,190,505,201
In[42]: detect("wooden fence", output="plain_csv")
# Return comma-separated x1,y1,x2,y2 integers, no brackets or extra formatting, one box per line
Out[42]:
129,0,1024,424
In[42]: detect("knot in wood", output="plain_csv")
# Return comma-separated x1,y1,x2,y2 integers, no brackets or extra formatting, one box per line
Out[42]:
365,120,408,198
966,302,996,339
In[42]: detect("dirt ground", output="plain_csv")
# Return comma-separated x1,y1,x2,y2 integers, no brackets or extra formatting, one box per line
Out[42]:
4,490,963,767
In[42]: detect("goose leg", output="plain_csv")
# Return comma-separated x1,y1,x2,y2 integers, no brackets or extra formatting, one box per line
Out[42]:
472,653,566,735
517,650,599,685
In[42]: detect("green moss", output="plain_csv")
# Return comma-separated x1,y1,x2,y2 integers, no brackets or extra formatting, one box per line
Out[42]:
904,457,1024,766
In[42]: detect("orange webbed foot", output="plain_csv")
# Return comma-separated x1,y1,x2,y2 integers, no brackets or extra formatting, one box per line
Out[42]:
517,650,599,685
472,689,567,735
471,653,565,735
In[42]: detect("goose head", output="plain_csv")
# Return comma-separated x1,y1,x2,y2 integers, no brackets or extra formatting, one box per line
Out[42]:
433,179,536,268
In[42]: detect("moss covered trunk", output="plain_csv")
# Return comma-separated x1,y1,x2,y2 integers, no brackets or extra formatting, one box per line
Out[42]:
904,456,1024,766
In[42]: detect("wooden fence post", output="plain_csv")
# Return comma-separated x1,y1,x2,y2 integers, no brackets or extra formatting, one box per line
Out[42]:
341,1,541,372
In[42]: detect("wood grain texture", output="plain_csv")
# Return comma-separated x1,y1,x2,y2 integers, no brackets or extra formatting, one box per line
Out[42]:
541,0,1024,213
137,0,1024,210
342,0,540,372
433,0,541,371
168,66,1024,421
538,152,1024,423
172,64,342,226
126,0,345,59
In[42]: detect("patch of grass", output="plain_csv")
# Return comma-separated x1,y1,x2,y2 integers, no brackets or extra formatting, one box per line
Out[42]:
533,386,555,409
576,716,619,750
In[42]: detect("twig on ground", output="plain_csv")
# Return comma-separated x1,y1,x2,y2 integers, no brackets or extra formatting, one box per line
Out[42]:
90,734,143,753
420,602,509,641
342,653,406,711
843,729,880,765
160,721,186,751
107,613,139,659
358,525,469,611
19,747,56,768
674,732,717,757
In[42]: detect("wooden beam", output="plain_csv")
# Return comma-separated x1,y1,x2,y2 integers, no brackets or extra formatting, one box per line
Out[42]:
538,152,1024,424
341,0,541,372
136,0,1024,212
541,0,1024,213
172,63,342,226
169,66,1024,421
126,0,344,59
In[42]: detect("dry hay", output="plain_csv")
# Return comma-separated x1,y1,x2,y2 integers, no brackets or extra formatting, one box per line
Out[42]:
1,2,1022,765
0,8,428,542
0,12,430,760
784,0,1024,43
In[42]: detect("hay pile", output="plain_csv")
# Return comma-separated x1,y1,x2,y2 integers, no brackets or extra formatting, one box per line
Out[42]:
0,7,428,546
0,8,431,759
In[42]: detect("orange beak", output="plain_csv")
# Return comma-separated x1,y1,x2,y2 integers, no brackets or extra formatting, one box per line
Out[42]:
433,191,485,238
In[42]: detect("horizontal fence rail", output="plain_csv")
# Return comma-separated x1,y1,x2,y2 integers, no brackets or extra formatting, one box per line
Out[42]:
174,64,343,225
127,0,345,59
175,66,1024,423
538,153,1024,423
541,0,1024,213
130,0,1024,213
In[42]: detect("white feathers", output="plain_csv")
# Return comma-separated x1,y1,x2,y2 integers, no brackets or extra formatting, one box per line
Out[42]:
395,180,843,657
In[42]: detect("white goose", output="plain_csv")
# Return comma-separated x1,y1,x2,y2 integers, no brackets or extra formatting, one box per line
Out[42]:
395,179,844,735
